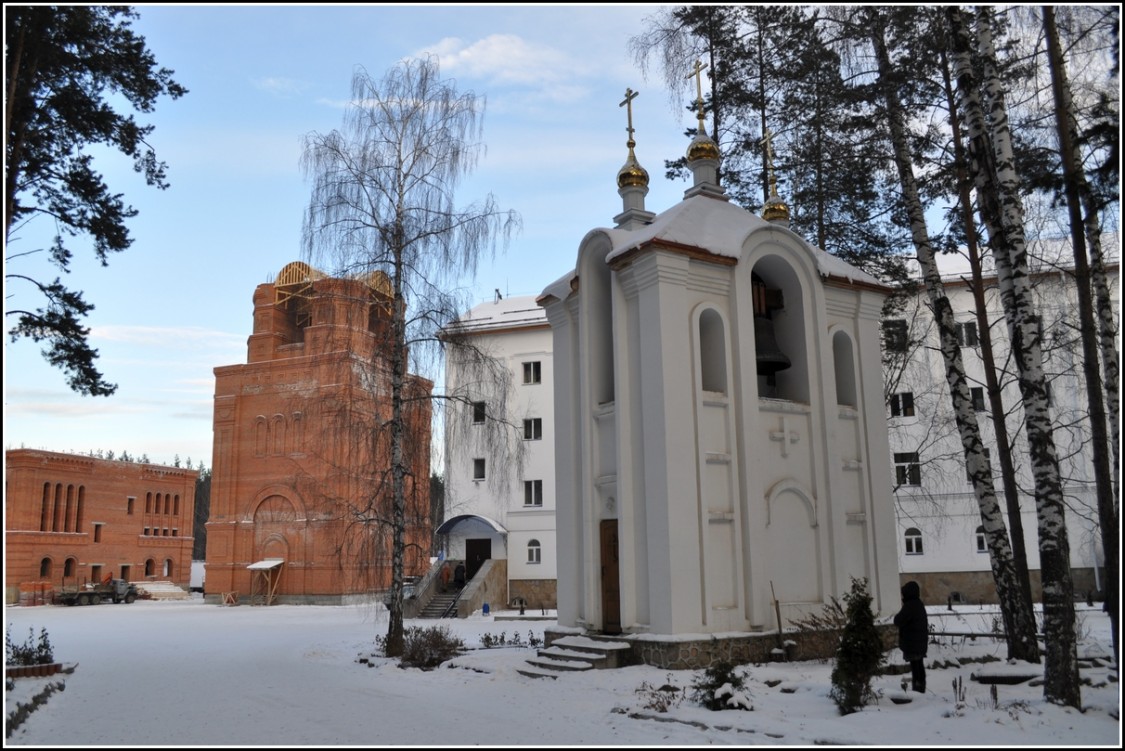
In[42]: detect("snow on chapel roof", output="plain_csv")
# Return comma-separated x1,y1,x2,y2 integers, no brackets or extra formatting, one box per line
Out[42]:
537,195,886,305
606,194,884,289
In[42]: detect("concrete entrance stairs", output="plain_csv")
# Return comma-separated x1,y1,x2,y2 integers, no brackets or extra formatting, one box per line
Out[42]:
418,589,459,618
133,580,191,600
517,635,632,679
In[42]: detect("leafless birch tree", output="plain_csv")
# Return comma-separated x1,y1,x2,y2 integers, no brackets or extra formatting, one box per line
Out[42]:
947,5,1080,707
301,57,520,656
866,6,1041,665
1042,4,1119,664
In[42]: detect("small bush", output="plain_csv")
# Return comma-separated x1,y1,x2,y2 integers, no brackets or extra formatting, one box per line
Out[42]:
397,625,464,670
789,596,847,634
5,626,53,666
690,660,753,711
829,577,885,715
636,676,685,713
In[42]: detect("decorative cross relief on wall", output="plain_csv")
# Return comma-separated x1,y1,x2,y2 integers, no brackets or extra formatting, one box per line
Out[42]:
769,416,800,457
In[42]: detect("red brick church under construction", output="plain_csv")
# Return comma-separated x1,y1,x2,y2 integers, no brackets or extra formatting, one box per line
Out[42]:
205,261,433,604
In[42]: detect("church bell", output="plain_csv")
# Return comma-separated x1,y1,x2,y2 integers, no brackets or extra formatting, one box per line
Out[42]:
754,315,791,377
752,273,791,378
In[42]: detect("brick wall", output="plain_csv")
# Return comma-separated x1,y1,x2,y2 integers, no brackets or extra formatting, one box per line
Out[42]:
5,449,198,604
204,267,433,603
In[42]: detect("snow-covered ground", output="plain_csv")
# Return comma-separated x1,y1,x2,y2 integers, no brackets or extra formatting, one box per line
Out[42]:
4,596,1120,746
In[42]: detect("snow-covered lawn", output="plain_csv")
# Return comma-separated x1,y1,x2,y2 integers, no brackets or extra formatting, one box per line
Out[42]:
5,596,1120,746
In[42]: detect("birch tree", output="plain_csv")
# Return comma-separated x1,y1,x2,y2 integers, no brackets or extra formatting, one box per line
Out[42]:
1042,4,1119,664
301,57,520,656
936,35,1036,621
947,5,1080,707
866,6,1041,664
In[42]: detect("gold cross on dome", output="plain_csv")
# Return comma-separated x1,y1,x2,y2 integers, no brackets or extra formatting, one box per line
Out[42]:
620,88,638,143
760,127,778,196
686,59,708,128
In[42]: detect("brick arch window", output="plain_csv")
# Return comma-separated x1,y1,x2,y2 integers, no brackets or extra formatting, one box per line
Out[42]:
163,558,173,578
145,559,155,577
76,486,85,532
64,558,76,578
40,482,50,531
39,557,52,578
52,483,62,531
904,527,923,555
63,485,74,532
146,492,153,514
255,416,267,456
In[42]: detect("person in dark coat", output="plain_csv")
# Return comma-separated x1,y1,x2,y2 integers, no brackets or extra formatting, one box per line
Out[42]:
894,580,929,693
453,562,466,589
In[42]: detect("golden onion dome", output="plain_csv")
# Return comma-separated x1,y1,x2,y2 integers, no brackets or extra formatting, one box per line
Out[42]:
686,132,720,162
617,157,649,189
762,195,790,223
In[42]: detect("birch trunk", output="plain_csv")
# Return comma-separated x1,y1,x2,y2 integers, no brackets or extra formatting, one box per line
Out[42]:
948,5,1080,707
385,233,407,657
938,43,1038,633
866,9,1039,663
1042,5,1119,665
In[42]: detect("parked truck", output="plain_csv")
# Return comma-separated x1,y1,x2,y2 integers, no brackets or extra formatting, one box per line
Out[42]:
57,577,138,606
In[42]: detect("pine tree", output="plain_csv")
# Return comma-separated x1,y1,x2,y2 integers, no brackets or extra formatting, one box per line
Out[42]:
829,577,885,715
5,6,186,395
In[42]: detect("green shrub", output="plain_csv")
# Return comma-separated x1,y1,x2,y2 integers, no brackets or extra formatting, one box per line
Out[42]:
829,577,885,715
690,659,753,711
397,625,465,670
5,626,54,666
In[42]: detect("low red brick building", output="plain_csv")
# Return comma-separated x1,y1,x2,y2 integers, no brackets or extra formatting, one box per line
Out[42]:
205,262,433,604
5,449,198,604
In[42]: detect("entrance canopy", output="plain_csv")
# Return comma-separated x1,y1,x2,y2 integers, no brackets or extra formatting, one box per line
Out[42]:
247,558,284,606
434,514,506,536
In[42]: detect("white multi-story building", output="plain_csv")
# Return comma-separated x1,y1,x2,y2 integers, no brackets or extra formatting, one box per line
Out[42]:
886,257,1118,604
440,293,557,609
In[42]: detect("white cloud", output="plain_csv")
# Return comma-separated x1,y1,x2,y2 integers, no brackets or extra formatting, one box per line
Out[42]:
251,76,309,97
93,325,245,352
418,34,587,89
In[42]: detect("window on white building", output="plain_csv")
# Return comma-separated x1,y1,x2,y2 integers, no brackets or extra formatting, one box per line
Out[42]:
975,525,987,553
473,458,486,481
970,387,986,412
883,319,909,353
894,452,921,486
523,418,542,440
524,480,543,506
472,401,486,424
955,321,979,347
527,539,541,564
890,392,915,417
905,527,923,555
522,361,541,384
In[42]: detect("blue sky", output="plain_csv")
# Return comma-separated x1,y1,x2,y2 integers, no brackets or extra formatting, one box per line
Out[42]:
4,4,705,468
